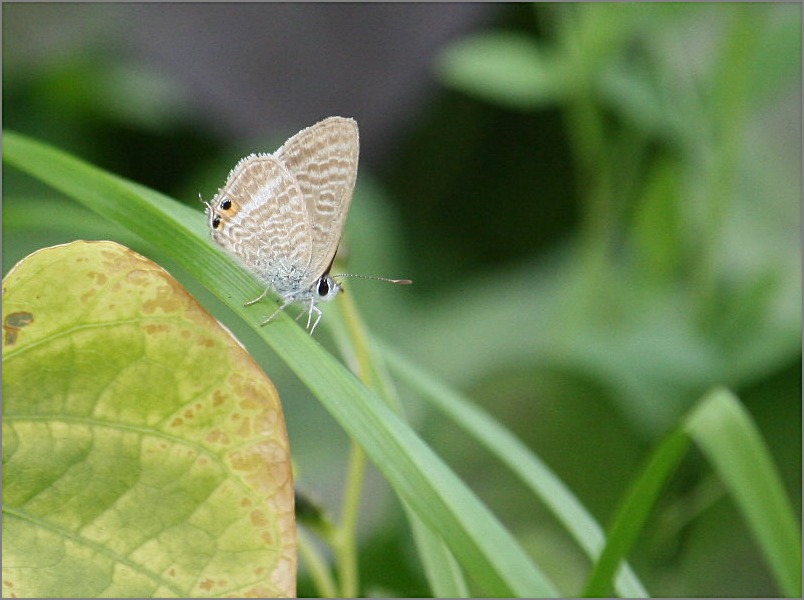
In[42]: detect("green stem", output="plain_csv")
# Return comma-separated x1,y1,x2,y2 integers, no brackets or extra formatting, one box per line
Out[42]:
298,529,339,598
325,285,400,597
335,443,366,598
691,6,763,325
553,6,615,287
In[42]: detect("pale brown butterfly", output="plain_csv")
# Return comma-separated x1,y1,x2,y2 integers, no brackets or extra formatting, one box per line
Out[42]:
204,116,410,334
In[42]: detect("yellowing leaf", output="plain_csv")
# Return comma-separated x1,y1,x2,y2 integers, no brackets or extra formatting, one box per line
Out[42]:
2,240,296,598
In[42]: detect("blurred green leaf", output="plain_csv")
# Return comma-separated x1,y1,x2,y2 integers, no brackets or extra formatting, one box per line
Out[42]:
749,8,802,107
631,157,683,282
582,429,690,597
686,388,802,598
29,56,189,132
597,61,688,143
436,33,563,109
2,241,296,597
409,515,470,598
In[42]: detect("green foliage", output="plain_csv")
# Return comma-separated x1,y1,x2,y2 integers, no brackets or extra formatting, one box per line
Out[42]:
436,33,562,110
3,3,801,597
583,388,801,597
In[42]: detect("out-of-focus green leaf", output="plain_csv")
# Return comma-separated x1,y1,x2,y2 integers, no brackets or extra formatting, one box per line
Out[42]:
631,157,683,282
2,241,296,598
408,511,469,598
581,430,690,597
597,62,688,143
583,387,802,597
29,57,189,132
686,388,802,598
436,33,563,109
749,8,802,107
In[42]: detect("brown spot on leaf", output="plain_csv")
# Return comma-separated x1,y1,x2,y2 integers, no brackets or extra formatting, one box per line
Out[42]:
237,417,252,437
80,287,97,304
198,335,215,348
143,323,170,335
239,585,275,598
206,430,230,445
261,530,275,545
126,269,151,287
3,311,33,346
88,271,108,285
200,579,214,591
251,509,268,527
171,417,184,427
239,398,259,411
141,279,184,314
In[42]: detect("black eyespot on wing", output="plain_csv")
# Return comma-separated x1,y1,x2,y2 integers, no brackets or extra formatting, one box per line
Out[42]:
220,198,232,210
212,215,221,229
317,278,329,296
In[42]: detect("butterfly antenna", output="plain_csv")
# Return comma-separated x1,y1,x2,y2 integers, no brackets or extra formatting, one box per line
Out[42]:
332,273,412,285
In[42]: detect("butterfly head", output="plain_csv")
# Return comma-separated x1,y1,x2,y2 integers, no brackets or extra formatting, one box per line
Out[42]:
314,274,342,302
204,194,233,233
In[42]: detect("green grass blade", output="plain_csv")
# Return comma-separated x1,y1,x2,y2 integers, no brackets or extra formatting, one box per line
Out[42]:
408,506,470,598
685,388,802,598
326,296,470,597
581,430,690,597
3,130,557,597
583,387,802,597
381,342,650,598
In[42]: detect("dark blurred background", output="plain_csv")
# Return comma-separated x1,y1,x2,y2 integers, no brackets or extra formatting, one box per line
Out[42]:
3,3,801,597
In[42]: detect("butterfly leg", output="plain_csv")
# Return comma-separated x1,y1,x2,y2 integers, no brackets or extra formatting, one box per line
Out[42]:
259,297,293,327
245,287,271,306
306,300,323,335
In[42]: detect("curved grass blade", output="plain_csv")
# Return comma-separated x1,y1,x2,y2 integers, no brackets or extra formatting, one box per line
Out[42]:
3,130,557,597
686,388,802,598
381,342,650,598
583,387,801,597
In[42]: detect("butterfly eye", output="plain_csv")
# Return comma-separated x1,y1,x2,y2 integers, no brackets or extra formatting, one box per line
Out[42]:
220,198,232,210
317,277,330,296
212,216,221,229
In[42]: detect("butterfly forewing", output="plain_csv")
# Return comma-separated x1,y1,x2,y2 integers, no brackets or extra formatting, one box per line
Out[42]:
210,155,315,291
274,116,359,278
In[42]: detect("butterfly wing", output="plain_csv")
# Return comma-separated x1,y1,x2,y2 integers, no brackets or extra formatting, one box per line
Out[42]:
274,116,359,278
208,154,314,292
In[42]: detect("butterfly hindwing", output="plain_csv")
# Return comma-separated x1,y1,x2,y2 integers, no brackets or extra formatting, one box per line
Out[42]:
208,154,315,292
274,116,359,278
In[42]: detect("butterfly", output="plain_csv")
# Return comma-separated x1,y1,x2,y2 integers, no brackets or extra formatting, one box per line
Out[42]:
204,116,409,334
